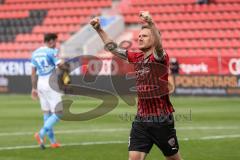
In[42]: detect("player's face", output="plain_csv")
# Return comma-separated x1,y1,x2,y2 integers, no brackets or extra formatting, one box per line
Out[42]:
48,39,57,48
138,28,154,51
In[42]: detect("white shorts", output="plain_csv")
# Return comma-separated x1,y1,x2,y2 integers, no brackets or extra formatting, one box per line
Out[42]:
37,74,63,113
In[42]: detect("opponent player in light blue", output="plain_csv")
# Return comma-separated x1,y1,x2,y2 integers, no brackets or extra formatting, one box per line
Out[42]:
31,33,65,149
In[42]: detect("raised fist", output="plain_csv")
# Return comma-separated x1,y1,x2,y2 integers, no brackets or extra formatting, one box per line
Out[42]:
139,11,153,24
90,17,101,30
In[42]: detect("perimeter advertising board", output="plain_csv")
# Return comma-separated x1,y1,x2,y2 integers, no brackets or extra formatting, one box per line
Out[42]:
174,75,240,96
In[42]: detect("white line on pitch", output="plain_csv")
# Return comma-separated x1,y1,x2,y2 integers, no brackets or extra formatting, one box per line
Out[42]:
180,134,240,141
0,141,127,151
177,126,240,130
0,126,239,137
0,128,129,137
199,134,240,140
0,134,240,151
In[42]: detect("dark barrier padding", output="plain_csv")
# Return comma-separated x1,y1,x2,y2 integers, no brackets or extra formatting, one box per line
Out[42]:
1,75,240,96
0,76,31,94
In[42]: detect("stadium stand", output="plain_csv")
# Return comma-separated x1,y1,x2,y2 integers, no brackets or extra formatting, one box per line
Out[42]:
0,0,112,58
0,10,47,42
0,0,239,58
119,0,240,57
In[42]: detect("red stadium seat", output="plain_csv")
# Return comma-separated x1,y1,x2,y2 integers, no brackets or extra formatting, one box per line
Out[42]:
0,0,239,58
0,0,113,58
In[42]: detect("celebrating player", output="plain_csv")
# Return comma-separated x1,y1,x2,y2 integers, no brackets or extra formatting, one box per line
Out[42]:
31,33,67,149
90,11,182,160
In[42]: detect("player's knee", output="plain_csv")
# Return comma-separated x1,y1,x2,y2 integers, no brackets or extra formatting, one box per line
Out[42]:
128,155,142,160
43,126,50,132
129,152,145,160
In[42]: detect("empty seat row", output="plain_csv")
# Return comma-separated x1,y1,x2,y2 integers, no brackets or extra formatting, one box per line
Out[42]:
0,26,32,34
32,25,80,34
42,17,87,25
0,42,41,51
163,39,240,49
0,0,111,11
0,18,45,27
121,3,240,14
0,10,47,19
0,11,28,19
0,10,46,26
214,0,240,3
185,3,240,12
15,33,70,42
130,0,240,6
130,0,195,5
0,35,15,42
156,21,240,30
47,8,96,17
124,11,240,23
5,0,110,4
162,30,240,39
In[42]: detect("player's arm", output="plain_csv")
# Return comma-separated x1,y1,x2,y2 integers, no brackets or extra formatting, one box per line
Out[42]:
31,67,38,100
51,49,69,71
140,11,165,61
90,17,127,60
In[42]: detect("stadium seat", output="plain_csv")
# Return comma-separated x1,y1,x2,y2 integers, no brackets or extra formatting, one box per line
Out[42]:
0,0,112,58
0,0,239,58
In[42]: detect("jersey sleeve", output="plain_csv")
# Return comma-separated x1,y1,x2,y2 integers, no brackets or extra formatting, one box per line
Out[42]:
53,48,59,56
49,49,61,66
127,50,138,63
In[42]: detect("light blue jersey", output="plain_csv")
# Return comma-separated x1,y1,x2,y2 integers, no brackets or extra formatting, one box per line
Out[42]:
31,46,61,76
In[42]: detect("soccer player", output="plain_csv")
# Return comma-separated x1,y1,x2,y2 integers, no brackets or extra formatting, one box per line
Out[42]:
90,11,182,160
31,33,65,149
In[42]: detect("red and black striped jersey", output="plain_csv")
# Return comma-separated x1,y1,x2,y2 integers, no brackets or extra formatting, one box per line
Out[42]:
127,50,174,117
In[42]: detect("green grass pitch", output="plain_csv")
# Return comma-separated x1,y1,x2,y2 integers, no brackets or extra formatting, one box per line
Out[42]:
0,95,240,160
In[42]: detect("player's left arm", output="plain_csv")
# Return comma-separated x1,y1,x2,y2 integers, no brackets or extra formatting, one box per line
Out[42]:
140,11,165,61
50,49,69,71
90,17,128,61
57,60,69,71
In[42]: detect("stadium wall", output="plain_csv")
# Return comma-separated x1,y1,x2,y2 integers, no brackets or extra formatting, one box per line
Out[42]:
1,58,240,96
1,75,240,96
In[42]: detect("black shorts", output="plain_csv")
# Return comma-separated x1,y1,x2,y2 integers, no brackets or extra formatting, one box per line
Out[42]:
128,114,179,156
